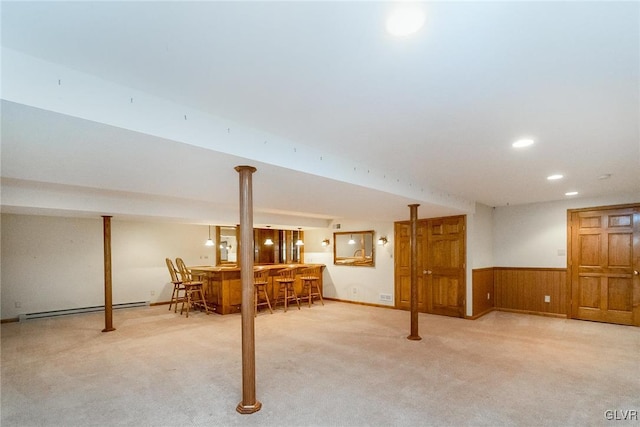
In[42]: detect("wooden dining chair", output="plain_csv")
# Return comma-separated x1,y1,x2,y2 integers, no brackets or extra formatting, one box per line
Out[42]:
299,266,324,308
175,257,210,318
254,268,273,316
165,258,185,313
273,267,300,312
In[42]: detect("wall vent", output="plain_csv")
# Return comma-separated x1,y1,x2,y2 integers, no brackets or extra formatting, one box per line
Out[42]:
19,301,149,322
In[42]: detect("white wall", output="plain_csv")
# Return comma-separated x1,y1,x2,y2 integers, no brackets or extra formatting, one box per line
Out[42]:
465,202,495,316
493,192,640,267
0,214,215,319
0,213,396,319
304,220,396,307
468,203,494,269
3,193,636,320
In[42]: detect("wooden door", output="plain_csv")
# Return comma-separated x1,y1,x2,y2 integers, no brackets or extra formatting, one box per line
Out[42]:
569,206,640,326
394,221,428,311
395,215,466,318
426,216,466,317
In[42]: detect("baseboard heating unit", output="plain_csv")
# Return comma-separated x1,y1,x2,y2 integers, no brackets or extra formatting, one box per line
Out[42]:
19,301,150,321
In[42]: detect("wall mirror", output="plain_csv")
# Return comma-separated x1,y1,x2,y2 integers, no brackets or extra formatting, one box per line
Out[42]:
216,226,238,265
333,230,375,266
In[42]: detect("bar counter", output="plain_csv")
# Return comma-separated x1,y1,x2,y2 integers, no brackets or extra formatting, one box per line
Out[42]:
189,264,325,315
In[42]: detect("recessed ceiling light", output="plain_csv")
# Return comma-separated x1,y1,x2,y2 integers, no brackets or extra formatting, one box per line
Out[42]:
512,139,534,148
547,174,564,181
598,173,612,180
565,191,578,196
386,7,426,37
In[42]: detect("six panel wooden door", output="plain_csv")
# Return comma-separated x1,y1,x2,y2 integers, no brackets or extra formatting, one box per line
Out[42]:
394,221,428,311
395,215,466,318
570,207,640,326
426,216,466,317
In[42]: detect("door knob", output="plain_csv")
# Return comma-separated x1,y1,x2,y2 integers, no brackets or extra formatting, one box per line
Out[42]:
423,270,432,275
634,270,639,275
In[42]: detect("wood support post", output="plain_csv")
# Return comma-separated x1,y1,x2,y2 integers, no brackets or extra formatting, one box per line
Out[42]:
235,165,262,415
102,216,115,333
407,204,422,341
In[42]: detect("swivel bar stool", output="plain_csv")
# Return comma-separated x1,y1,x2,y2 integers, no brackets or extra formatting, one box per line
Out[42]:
299,266,324,308
274,267,300,312
254,268,273,316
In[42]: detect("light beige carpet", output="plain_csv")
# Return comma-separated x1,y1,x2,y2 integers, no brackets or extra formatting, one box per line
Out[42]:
1,301,639,426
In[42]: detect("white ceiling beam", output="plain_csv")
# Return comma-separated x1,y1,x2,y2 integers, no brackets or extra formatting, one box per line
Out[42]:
1,47,475,216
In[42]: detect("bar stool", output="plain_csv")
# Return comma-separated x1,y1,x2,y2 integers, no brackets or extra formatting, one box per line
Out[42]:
274,267,300,312
300,266,324,308
254,268,273,316
165,258,185,313
175,257,210,318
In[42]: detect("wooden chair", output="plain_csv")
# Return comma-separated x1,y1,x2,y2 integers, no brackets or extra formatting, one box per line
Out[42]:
273,267,300,312
165,258,185,312
175,257,210,318
299,266,324,308
254,268,273,316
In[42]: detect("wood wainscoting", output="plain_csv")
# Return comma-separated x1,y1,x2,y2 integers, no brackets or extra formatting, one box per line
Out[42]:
494,267,567,317
471,268,494,318
472,267,568,318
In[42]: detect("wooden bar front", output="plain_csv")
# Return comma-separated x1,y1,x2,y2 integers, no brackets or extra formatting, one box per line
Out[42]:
190,264,325,315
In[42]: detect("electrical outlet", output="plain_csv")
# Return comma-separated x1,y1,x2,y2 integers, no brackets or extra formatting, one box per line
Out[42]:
379,293,392,302
352,287,357,294
150,290,155,296
15,301,21,308
544,295,551,303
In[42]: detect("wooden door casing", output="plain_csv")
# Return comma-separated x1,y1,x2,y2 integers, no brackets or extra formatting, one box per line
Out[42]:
394,215,466,318
569,205,640,326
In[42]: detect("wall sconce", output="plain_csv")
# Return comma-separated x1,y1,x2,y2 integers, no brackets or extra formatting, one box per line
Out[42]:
205,225,214,246
321,239,330,246
377,236,388,246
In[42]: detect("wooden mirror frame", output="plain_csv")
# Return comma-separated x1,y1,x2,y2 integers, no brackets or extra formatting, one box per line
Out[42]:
216,226,238,265
333,230,375,266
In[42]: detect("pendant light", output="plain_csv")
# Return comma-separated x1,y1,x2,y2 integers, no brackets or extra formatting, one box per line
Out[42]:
205,225,214,246
348,234,355,245
264,226,274,246
295,228,304,246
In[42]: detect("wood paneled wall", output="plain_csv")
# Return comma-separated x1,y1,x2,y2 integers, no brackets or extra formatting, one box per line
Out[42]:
472,267,567,318
472,268,494,318
494,267,567,316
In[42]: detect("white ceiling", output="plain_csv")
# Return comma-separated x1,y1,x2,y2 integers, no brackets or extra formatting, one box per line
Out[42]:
1,1,638,226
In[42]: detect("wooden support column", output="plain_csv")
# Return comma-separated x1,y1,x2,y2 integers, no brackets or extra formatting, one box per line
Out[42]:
235,165,262,414
102,216,115,333
407,204,422,341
